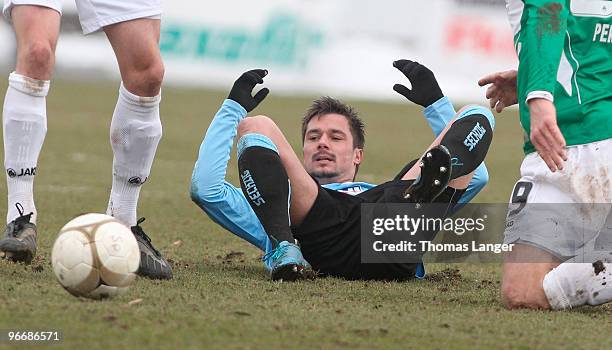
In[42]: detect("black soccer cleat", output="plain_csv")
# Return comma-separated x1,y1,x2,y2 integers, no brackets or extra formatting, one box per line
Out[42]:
131,217,173,280
403,145,452,206
0,203,37,264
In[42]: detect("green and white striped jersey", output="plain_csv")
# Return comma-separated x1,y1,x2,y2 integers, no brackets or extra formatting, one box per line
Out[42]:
507,0,612,154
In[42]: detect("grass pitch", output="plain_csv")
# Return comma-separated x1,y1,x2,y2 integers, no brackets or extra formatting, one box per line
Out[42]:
0,80,610,350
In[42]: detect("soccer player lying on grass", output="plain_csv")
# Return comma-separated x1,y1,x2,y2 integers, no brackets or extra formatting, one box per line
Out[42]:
191,60,495,281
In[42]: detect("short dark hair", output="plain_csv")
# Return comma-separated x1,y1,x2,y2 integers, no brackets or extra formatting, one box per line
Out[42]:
301,96,365,149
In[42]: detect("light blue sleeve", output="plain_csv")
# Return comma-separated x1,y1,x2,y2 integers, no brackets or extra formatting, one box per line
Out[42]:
190,99,273,254
423,96,456,136
422,96,489,205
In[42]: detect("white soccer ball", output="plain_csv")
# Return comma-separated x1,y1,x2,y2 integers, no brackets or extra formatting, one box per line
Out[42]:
51,213,140,299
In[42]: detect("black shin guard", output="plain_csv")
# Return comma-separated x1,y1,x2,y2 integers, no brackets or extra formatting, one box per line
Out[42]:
440,114,493,179
238,145,293,246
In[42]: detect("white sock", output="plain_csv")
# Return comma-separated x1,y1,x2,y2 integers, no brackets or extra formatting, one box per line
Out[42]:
3,72,49,224
543,261,612,309
106,82,162,226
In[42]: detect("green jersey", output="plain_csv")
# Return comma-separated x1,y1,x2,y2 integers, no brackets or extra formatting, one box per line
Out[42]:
508,0,612,154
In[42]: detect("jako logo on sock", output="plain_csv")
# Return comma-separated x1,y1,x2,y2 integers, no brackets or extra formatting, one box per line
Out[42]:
6,167,36,178
241,170,266,206
128,176,148,185
464,122,487,151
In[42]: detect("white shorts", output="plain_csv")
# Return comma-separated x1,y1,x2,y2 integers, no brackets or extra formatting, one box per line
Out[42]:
504,138,612,260
3,0,162,34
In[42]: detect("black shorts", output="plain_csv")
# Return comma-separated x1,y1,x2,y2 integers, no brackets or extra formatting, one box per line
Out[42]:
292,160,465,281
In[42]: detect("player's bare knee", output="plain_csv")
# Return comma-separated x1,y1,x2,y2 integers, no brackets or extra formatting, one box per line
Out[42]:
237,115,276,138
501,282,525,309
19,41,54,78
145,61,165,91
124,61,165,97
501,279,549,310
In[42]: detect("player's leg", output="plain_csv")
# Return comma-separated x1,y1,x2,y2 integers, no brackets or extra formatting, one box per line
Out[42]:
502,143,612,309
102,19,170,279
0,4,60,263
402,105,494,200
501,244,560,309
11,5,60,80
502,174,560,309
104,19,164,97
236,116,318,280
237,116,319,227
503,244,612,309
103,19,164,226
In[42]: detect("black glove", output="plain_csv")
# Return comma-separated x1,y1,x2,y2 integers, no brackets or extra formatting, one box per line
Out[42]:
393,60,443,107
228,69,270,112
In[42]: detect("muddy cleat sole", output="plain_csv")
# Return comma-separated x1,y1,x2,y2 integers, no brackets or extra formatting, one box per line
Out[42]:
0,204,37,264
271,263,303,282
271,263,317,282
131,218,173,280
403,145,452,206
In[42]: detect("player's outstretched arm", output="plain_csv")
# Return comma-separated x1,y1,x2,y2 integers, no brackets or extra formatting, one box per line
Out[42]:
191,69,270,199
478,70,518,113
190,69,272,252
